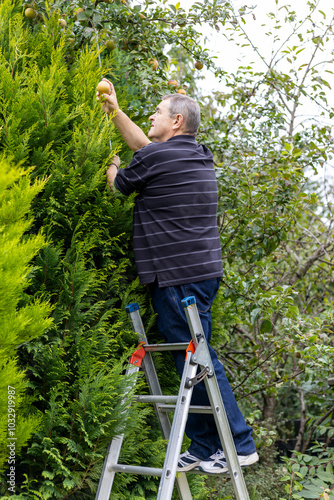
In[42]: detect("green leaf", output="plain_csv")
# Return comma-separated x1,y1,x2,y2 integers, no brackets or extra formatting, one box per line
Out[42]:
42,470,55,480
63,477,77,490
76,11,87,21
260,319,272,333
250,308,261,324
326,463,333,474
300,465,308,478
316,471,334,483
300,489,322,499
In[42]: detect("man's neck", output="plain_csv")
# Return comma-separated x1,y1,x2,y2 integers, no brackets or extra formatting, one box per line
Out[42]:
153,131,195,143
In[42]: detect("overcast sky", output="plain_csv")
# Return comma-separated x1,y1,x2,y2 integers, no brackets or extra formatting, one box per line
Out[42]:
185,0,334,99
180,0,334,187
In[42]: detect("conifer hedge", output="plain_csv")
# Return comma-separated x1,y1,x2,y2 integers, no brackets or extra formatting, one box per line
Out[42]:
0,1,175,498
0,161,52,476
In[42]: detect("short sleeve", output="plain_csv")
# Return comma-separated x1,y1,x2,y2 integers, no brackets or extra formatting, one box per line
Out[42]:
114,151,149,196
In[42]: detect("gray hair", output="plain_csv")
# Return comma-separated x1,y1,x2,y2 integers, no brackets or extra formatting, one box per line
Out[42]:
162,94,201,136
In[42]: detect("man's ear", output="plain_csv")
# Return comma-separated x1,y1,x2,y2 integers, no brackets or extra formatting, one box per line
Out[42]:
173,113,184,131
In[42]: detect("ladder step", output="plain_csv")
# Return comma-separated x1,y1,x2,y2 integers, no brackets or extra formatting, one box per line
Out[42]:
158,404,213,414
144,342,189,352
134,396,213,413
135,395,178,404
109,464,163,476
108,463,221,476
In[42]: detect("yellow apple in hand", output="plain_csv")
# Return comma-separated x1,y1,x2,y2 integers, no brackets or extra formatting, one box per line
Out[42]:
97,81,111,95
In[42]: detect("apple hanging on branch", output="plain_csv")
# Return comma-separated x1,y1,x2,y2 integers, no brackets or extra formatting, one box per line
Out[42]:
168,80,179,89
24,7,37,19
149,59,159,70
105,39,115,51
74,8,85,21
195,61,203,70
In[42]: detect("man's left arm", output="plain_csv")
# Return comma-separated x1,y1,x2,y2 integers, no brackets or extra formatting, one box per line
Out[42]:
106,155,120,190
109,151,149,196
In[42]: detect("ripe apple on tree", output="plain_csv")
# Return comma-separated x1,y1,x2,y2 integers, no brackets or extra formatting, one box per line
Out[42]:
195,61,203,70
168,80,179,89
74,8,85,20
149,59,159,70
24,7,37,19
105,39,115,51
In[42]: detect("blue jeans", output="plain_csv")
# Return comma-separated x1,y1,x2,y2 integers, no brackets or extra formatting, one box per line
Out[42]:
150,278,256,460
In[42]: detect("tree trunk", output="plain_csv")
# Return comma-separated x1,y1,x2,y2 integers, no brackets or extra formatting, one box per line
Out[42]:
261,394,277,466
262,394,276,426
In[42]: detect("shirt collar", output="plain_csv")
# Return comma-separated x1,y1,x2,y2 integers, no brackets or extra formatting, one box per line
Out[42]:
166,134,197,143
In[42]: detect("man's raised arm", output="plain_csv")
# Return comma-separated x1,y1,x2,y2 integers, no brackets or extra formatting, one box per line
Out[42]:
98,79,151,152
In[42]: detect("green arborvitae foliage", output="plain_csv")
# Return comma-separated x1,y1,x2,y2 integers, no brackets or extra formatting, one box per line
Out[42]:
0,159,52,473
0,1,172,498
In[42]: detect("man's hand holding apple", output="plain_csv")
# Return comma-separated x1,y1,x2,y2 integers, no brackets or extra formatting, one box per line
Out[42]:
97,79,151,152
97,78,119,116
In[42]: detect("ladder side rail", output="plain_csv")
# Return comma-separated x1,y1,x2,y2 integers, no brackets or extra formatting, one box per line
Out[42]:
182,297,250,500
95,362,139,500
203,373,250,500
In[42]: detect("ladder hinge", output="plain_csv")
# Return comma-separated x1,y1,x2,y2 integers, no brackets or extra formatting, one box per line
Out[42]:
185,366,210,389
129,341,146,367
185,339,196,360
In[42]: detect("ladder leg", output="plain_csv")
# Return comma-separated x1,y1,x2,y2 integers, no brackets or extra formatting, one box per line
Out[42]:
95,436,123,500
95,360,139,500
156,350,197,500
182,296,250,500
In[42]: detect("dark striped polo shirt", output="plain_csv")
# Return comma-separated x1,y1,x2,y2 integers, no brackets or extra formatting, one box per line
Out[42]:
114,134,223,287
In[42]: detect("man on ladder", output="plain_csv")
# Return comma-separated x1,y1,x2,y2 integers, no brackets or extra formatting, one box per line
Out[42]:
98,81,259,474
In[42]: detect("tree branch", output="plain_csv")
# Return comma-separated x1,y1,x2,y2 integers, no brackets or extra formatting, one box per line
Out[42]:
289,244,327,285
302,405,334,453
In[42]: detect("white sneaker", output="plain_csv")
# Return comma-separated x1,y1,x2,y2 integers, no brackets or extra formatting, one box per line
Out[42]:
177,450,202,472
199,449,259,474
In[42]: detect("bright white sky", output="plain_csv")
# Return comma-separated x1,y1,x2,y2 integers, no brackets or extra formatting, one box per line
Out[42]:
184,0,334,100
180,0,334,188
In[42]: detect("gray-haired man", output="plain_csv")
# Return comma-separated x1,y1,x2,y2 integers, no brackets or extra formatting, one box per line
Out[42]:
100,80,258,473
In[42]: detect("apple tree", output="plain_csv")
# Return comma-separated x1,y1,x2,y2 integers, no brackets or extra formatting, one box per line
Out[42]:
203,0,334,465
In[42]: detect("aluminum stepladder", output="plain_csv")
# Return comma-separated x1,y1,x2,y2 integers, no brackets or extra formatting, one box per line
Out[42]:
95,296,250,500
